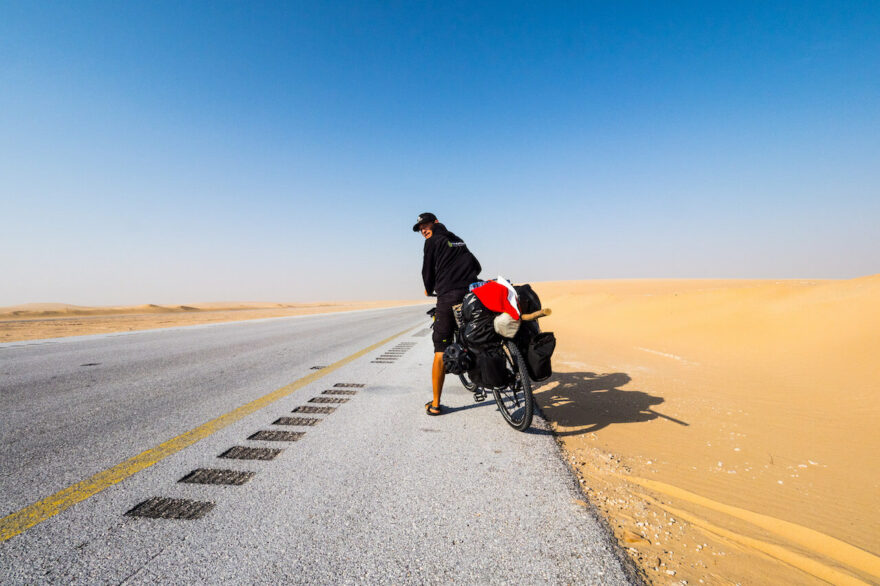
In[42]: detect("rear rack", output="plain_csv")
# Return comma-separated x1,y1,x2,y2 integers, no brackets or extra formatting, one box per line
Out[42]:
452,303,464,330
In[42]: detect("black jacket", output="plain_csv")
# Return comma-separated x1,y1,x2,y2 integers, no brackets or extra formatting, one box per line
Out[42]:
422,223,482,296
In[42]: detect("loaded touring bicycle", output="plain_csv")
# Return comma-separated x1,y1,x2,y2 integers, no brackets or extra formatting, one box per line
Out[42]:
434,279,556,432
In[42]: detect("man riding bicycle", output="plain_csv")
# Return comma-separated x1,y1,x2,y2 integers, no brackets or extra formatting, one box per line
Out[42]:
413,213,482,416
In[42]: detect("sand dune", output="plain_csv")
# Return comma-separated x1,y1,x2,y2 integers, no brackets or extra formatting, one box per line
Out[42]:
0,300,427,342
0,302,200,318
533,276,880,584
0,303,98,317
0,301,365,319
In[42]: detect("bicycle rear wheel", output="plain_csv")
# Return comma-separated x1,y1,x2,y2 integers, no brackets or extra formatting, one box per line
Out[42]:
492,341,534,431
459,372,477,392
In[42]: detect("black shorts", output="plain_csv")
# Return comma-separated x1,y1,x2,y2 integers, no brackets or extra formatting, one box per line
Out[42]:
433,288,468,353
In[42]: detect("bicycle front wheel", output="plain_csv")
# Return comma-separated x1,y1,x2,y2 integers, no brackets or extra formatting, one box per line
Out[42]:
492,341,534,431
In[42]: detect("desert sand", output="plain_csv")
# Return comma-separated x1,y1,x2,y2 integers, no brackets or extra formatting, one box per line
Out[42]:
0,300,427,343
4,280,878,584
533,276,880,585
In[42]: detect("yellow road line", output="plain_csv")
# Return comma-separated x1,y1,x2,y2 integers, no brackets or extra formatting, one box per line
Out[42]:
0,325,416,542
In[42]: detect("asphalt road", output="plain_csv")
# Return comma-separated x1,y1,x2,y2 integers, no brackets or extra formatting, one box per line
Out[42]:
0,306,634,584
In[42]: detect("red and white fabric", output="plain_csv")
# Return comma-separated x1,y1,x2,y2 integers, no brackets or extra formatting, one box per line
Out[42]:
471,276,520,320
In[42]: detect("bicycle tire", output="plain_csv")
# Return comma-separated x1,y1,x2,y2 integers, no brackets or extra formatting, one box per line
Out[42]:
459,372,477,392
492,341,534,431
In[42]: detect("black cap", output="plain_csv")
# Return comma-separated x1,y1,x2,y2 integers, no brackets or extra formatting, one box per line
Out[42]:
412,212,437,232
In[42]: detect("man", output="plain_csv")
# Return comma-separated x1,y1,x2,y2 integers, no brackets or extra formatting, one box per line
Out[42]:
413,212,482,415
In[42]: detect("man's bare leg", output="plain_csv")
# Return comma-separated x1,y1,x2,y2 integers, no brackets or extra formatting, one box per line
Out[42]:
431,352,445,408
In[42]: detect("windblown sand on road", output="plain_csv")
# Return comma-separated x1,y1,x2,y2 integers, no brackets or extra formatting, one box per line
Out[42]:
0,300,427,342
533,277,879,585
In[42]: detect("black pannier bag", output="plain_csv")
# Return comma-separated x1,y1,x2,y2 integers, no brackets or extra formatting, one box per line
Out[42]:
514,283,541,315
460,292,500,348
460,291,488,322
526,332,556,381
442,343,473,375
470,346,511,388
466,364,482,387
462,319,501,347
512,283,541,355
513,319,540,350
512,283,556,381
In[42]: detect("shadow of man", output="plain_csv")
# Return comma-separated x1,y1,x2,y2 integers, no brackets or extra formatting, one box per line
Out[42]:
534,372,688,437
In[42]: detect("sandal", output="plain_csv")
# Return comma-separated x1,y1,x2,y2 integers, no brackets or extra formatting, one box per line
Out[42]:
425,401,443,416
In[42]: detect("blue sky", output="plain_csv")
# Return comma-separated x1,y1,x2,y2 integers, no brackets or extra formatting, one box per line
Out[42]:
1,1,878,305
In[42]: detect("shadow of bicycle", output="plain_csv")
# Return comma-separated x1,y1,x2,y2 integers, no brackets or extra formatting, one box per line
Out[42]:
534,371,688,437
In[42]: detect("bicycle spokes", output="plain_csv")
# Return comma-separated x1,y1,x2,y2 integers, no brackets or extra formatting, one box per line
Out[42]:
491,341,534,431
